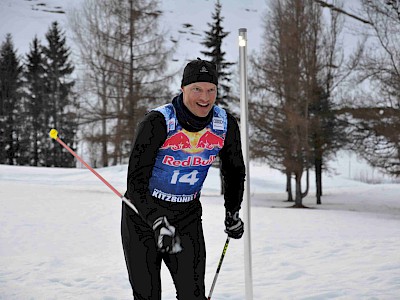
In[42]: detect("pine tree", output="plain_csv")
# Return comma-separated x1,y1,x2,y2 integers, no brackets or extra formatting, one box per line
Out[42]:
0,34,23,165
309,87,346,204
42,21,78,167
24,36,47,166
201,0,234,110
201,0,235,195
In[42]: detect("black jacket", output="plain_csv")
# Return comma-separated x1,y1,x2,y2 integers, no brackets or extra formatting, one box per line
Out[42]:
125,94,246,227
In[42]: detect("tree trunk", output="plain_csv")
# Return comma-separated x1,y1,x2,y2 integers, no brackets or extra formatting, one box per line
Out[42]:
294,172,303,207
33,130,38,166
315,157,322,204
101,75,109,167
286,171,293,202
101,113,108,167
301,168,310,199
293,169,309,208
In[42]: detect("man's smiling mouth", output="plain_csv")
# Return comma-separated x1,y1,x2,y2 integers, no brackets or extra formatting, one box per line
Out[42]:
197,103,209,107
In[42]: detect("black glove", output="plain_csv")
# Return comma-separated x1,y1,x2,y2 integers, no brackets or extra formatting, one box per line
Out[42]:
224,210,244,239
153,216,182,254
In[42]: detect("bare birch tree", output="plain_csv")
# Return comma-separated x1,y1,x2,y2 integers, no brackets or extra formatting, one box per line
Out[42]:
69,0,120,167
69,0,176,166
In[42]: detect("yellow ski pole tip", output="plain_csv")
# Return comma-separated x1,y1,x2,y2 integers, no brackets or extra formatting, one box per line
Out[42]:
49,129,58,139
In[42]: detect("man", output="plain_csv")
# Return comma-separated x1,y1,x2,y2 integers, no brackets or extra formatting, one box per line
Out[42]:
121,58,246,300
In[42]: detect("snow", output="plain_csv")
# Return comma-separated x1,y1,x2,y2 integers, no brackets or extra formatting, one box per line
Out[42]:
1,0,400,299
1,162,400,299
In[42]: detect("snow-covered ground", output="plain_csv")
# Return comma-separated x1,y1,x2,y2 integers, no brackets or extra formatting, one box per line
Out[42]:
1,162,399,300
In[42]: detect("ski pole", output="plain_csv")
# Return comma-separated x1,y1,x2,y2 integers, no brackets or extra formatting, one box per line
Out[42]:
207,236,230,300
49,129,138,214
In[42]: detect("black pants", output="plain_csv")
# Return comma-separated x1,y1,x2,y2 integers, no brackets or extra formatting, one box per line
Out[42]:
121,203,207,300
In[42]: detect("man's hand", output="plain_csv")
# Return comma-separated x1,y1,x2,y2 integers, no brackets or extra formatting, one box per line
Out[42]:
224,210,244,239
153,216,182,254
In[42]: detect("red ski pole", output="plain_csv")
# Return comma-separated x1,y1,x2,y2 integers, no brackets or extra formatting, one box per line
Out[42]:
49,129,138,214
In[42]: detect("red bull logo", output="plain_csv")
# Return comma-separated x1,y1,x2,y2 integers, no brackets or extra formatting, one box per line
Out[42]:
161,132,192,151
196,131,224,150
162,155,216,167
161,129,224,152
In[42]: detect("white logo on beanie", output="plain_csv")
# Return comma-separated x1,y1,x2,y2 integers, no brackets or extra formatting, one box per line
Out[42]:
199,66,208,73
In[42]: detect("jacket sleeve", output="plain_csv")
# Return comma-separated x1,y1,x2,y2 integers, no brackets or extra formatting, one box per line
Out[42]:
126,111,167,226
218,112,246,213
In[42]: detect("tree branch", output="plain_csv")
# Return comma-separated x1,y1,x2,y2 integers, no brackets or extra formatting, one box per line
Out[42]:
313,0,372,24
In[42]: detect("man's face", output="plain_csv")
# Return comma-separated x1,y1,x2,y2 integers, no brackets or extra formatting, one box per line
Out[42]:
181,82,217,117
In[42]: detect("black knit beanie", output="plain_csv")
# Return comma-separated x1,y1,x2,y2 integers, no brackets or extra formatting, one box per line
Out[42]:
181,58,218,87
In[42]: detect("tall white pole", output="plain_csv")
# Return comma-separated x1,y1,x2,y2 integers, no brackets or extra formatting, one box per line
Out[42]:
239,28,253,300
